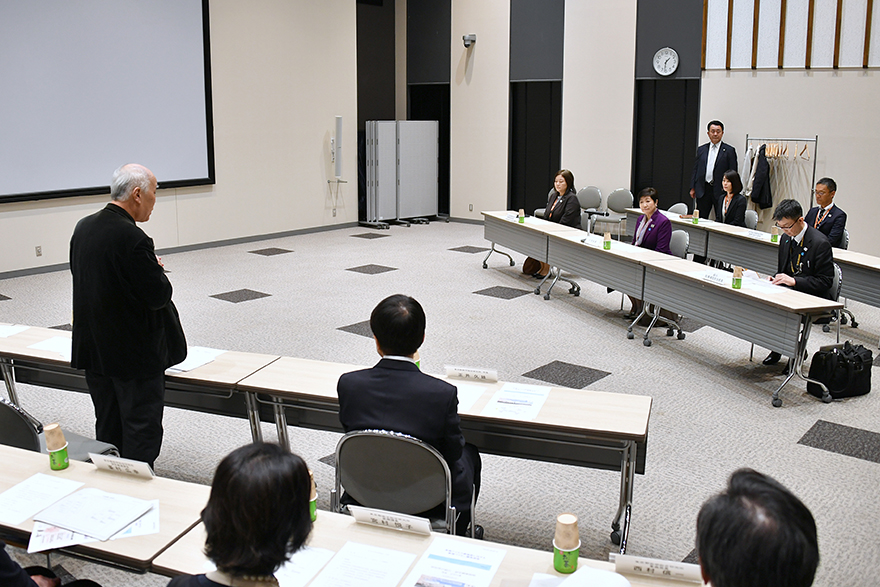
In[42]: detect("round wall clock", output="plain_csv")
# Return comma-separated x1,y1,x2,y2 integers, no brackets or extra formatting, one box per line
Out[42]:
653,47,679,76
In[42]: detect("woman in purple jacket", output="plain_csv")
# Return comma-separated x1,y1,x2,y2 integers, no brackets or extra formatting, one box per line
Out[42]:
626,187,672,318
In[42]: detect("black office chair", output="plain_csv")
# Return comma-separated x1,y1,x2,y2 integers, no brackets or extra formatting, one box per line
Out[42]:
0,397,118,460
824,229,858,335
330,429,475,537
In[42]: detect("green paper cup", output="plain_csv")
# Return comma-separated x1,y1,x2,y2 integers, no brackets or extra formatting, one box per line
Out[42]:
692,216,699,224
309,498,317,522
553,540,580,574
603,240,611,250
49,443,69,471
771,234,778,242
732,277,742,289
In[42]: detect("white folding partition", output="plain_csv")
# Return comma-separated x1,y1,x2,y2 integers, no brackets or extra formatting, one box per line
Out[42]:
364,120,438,225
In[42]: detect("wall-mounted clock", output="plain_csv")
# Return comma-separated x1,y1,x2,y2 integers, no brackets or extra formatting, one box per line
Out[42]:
653,47,679,76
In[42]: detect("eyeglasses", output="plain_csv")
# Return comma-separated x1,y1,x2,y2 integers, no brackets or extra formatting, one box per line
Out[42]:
775,221,796,230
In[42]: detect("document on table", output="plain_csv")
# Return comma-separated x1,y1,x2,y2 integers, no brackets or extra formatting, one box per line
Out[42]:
309,541,417,587
33,487,154,541
27,336,72,361
455,383,486,412
275,546,336,587
0,473,83,525
166,346,226,373
401,536,506,587
27,500,160,553
0,324,30,338
480,383,550,421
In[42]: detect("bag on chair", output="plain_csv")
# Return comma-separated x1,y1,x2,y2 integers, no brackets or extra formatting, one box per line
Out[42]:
807,341,873,400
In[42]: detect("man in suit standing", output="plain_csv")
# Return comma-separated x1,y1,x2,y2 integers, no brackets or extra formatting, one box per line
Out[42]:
763,199,835,366
696,469,819,587
337,295,481,537
690,120,738,221
70,164,186,469
804,177,847,248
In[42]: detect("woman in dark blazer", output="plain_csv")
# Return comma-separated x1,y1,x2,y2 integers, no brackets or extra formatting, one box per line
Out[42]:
720,169,747,227
532,169,580,277
627,187,672,318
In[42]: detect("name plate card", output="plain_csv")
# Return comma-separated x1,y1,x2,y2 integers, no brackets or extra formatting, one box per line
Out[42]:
581,234,604,247
610,553,702,583
445,365,498,382
701,271,729,286
747,229,770,241
89,453,155,478
348,505,432,535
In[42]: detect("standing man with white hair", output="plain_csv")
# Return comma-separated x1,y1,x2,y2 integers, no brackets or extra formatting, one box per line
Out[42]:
70,164,186,468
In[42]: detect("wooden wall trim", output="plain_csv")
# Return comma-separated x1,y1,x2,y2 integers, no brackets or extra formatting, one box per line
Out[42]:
778,0,787,68
806,0,815,69
726,0,735,69
752,0,761,69
702,0,709,69
833,0,843,68
865,0,875,68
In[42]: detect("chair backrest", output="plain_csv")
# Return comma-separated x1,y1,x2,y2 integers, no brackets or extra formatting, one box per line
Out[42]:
534,208,545,219
667,202,688,216
0,398,41,452
335,430,452,520
744,209,759,230
830,263,842,302
577,186,601,211
670,230,689,259
841,228,850,250
606,188,633,213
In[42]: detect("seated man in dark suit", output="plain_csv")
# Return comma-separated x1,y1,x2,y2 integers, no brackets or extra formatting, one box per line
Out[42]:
804,177,847,248
764,199,835,366
696,469,819,587
337,294,482,537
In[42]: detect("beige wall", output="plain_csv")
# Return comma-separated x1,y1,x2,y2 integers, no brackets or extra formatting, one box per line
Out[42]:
0,0,358,274
700,69,878,254
561,1,638,198
448,0,511,219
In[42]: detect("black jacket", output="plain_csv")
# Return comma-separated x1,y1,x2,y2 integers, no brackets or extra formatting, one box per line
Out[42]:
750,145,773,209
545,188,581,228
70,204,185,378
804,204,847,248
777,225,835,298
721,193,748,227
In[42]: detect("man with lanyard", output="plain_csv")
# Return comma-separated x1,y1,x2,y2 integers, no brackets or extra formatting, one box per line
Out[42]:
763,199,835,366
804,177,847,248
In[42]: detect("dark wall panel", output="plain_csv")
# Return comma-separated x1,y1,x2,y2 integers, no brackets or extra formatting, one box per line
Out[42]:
409,84,450,215
510,0,564,82
357,0,396,131
635,0,703,79
407,0,450,84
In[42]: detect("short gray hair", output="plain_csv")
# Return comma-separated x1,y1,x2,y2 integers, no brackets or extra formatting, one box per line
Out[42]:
110,164,153,202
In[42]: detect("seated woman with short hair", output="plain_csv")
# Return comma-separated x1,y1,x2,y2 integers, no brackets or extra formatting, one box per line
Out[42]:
528,169,580,278
167,443,313,587
627,187,672,318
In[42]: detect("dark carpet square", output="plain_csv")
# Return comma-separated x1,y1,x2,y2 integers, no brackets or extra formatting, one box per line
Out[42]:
0,294,10,301
682,549,699,565
473,286,531,300
338,320,373,339
874,354,880,368
210,289,271,303
449,245,490,254
522,360,611,389
249,247,292,256
319,453,336,468
50,323,73,331
798,420,880,464
347,264,397,275
351,232,390,240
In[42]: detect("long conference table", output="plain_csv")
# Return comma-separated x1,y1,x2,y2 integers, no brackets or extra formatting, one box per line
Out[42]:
482,211,843,407
624,207,880,330
0,323,651,551
1,446,696,586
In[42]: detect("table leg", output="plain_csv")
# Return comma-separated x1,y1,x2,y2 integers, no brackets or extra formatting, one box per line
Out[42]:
610,441,636,553
244,392,263,443
274,401,290,450
772,315,832,407
1,358,19,406
482,243,515,269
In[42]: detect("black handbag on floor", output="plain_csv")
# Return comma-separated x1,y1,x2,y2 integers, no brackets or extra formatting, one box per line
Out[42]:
807,341,873,400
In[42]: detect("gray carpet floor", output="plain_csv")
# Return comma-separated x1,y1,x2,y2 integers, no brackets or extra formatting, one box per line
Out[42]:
2,220,879,586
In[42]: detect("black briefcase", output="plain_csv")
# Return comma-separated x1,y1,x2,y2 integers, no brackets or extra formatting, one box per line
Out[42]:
807,341,873,400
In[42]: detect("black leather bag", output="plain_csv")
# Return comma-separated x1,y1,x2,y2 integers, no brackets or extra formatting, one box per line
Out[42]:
807,341,873,400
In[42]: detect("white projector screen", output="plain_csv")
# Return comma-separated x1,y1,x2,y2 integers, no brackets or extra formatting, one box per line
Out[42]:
0,0,214,202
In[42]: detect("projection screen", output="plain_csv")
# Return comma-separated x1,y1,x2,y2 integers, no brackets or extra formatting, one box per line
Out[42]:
0,0,214,203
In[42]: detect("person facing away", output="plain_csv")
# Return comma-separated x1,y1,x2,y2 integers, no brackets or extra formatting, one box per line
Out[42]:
763,198,835,366
167,442,313,587
804,177,847,248
696,468,819,587
336,294,482,536
69,163,186,469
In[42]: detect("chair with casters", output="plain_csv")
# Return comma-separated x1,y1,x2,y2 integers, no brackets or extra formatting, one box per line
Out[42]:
0,397,118,460
593,188,633,241
744,209,759,230
534,208,545,219
577,186,602,232
628,230,687,346
330,429,476,537
667,202,688,216
824,228,858,334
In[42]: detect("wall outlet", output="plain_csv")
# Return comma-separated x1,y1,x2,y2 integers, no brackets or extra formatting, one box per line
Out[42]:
35,246,42,257
332,208,337,217
469,204,473,211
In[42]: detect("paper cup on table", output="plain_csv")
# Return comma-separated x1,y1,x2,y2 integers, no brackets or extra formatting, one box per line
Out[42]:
44,423,69,470
309,469,317,521
603,232,611,250
692,209,700,224
518,209,525,223
553,513,580,573
732,266,743,289
771,225,779,242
